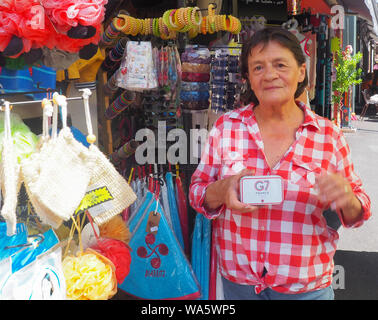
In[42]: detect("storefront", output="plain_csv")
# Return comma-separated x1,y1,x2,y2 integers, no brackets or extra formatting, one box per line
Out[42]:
0,0,375,301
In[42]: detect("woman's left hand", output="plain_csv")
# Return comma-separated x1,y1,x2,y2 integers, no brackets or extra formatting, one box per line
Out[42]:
315,172,363,225
315,173,354,211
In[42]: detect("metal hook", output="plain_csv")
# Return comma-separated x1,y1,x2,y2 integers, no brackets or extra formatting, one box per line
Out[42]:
4,233,45,250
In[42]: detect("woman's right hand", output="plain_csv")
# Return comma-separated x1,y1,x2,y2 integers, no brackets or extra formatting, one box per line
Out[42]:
204,168,259,214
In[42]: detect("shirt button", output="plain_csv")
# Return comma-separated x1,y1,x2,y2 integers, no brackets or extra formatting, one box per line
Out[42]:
261,227,265,231
260,254,264,260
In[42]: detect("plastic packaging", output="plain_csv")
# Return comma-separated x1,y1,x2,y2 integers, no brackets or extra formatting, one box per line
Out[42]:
181,72,210,82
179,100,209,111
181,81,209,92
180,90,209,102
0,113,38,164
116,41,158,91
181,62,210,73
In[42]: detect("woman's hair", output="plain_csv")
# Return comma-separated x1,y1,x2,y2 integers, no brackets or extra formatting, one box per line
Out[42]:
240,26,309,105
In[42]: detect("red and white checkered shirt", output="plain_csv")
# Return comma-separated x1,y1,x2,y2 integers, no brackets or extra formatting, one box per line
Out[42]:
189,102,371,294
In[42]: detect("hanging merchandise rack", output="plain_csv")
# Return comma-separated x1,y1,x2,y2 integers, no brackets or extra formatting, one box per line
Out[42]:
0,95,86,107
107,3,241,41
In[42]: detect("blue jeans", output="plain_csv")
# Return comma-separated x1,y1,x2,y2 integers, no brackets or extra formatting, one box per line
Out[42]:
222,277,334,300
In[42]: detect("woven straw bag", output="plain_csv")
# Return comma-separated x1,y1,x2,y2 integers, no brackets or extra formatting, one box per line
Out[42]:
80,89,136,226
21,99,64,228
21,94,94,224
0,102,22,235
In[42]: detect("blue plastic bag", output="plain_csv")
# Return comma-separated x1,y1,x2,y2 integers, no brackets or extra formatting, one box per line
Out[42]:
119,192,200,299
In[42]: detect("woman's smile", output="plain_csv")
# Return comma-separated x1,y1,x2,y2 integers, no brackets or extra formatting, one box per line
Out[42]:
247,41,306,107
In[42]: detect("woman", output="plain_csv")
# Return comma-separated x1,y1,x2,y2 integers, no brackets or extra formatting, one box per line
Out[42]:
189,27,371,300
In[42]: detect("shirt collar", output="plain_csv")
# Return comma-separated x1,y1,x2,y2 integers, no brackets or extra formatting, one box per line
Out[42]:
228,101,321,131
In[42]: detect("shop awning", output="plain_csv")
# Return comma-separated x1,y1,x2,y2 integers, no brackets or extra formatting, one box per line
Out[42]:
364,0,378,38
340,0,378,39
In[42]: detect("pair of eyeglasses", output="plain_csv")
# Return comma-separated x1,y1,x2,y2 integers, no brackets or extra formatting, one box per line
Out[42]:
145,110,176,117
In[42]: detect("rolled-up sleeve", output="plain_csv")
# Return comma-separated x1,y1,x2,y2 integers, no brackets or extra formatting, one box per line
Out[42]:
189,125,223,219
335,131,371,228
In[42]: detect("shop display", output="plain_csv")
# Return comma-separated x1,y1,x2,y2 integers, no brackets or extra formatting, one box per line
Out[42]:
209,48,242,112
62,249,117,300
180,46,211,111
0,1,345,301
0,225,65,300
21,94,94,227
116,41,158,91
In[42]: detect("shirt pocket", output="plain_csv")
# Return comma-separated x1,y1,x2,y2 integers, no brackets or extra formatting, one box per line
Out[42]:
289,157,322,189
220,152,248,178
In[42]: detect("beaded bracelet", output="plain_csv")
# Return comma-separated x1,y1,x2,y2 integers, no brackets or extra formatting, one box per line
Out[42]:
113,16,126,32
160,20,169,38
201,16,207,34
149,18,154,35
140,19,145,35
145,18,150,35
214,14,223,32
191,7,202,26
221,15,227,31
143,18,148,35
176,8,185,29
234,18,242,34
153,18,159,37
226,15,232,32
184,7,193,27
131,18,140,36
206,15,214,34
188,27,197,39
169,9,180,31
163,10,172,29
116,14,132,34
179,22,192,33
208,4,216,29
173,9,182,28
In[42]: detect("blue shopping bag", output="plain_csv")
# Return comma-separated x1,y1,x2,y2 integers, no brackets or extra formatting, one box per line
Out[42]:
119,192,200,299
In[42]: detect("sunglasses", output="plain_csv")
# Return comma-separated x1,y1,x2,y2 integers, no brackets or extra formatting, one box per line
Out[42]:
145,110,176,117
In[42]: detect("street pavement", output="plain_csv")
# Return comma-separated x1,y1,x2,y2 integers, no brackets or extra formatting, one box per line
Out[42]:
333,113,378,300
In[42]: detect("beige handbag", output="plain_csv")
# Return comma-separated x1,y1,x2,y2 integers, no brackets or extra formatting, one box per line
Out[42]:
0,101,22,235
78,89,136,226
21,93,94,224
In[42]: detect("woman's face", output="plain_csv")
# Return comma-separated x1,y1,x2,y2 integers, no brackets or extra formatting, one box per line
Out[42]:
247,41,306,107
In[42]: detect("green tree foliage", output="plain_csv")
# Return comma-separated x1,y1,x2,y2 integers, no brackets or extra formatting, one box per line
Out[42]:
332,45,363,105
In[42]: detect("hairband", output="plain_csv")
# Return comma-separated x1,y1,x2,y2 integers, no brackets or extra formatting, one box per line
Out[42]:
181,62,210,73
181,72,210,82
180,100,209,110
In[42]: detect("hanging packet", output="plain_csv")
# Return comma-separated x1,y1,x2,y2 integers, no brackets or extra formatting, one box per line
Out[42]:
119,193,201,299
175,174,189,256
21,99,63,228
0,228,65,300
76,89,137,226
0,102,21,235
165,171,184,250
116,41,158,91
21,94,94,227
